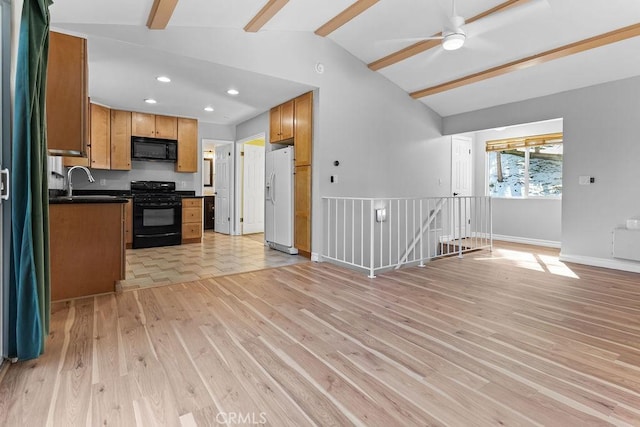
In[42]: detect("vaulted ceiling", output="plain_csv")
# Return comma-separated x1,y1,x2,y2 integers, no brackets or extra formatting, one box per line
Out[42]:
50,0,640,124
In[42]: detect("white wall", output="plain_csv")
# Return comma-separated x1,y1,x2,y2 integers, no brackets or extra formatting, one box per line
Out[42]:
445,75,640,271
473,120,563,246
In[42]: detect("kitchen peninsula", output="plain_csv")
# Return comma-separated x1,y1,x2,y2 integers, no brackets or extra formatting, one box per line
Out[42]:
49,196,128,301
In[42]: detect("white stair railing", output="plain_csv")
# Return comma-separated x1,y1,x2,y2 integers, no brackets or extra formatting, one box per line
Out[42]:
322,196,492,278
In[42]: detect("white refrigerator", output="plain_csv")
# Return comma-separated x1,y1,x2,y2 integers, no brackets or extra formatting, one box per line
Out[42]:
265,147,298,254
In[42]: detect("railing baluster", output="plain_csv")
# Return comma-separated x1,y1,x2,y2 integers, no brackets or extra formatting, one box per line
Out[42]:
360,200,364,266
343,200,347,262
369,200,375,278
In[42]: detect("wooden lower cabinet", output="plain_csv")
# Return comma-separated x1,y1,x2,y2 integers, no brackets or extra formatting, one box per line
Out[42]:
294,165,311,255
50,203,125,301
182,198,203,244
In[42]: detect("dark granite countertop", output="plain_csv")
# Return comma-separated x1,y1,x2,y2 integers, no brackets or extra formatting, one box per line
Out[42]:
49,195,129,204
49,189,200,202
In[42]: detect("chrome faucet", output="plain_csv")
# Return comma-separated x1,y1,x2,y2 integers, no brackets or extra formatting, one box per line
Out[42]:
66,166,95,197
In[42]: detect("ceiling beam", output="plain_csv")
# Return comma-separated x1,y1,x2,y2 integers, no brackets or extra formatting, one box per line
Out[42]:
368,0,533,71
244,0,289,33
410,22,640,99
315,0,379,37
146,0,179,30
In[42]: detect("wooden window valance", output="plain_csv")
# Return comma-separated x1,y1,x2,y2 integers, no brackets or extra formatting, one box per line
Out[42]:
485,132,563,152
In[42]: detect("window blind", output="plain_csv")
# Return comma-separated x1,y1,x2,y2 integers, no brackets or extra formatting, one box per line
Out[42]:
485,132,563,152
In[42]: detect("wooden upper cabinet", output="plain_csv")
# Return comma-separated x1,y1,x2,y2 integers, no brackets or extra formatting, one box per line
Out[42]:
177,118,198,173
280,100,294,140
110,110,132,170
131,112,156,137
269,100,294,143
47,31,88,156
294,92,313,167
155,115,178,139
131,112,177,139
89,104,111,169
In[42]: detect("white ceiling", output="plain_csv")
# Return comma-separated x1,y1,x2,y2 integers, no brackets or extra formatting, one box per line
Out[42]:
50,0,640,123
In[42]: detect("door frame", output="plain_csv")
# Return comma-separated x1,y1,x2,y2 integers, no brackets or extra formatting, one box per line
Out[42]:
234,133,265,236
203,139,234,235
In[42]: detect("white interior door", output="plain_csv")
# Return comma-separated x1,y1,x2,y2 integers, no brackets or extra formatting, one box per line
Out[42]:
242,144,265,234
451,135,473,239
214,146,231,234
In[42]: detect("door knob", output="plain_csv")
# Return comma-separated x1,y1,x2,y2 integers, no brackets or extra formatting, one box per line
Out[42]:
453,192,459,196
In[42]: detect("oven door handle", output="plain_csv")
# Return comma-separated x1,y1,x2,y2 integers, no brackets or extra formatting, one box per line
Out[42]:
134,232,180,238
136,203,181,208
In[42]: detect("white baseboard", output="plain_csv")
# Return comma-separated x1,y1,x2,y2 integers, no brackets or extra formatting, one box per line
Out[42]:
492,234,561,249
311,252,320,262
559,253,640,274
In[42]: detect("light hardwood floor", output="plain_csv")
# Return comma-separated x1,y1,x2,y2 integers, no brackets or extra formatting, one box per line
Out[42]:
2,242,640,426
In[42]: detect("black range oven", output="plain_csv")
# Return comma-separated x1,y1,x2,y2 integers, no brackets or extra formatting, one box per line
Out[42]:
131,181,182,249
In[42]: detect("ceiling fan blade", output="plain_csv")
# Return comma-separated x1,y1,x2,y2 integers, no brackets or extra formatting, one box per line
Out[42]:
465,0,550,37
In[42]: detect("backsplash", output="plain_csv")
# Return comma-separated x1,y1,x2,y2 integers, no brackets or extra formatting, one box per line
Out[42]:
71,160,200,192
48,156,65,190
47,156,201,193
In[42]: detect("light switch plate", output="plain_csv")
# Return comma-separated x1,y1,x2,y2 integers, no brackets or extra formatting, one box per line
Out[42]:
579,176,591,185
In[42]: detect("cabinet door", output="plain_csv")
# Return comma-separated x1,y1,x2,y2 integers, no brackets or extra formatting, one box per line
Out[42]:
269,105,281,143
177,118,198,172
294,92,313,167
131,112,156,137
89,104,111,169
110,110,132,170
155,115,178,139
294,165,311,253
182,198,203,243
280,100,295,141
47,31,88,156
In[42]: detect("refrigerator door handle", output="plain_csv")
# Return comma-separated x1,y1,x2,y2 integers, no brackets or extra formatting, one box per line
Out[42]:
271,173,276,203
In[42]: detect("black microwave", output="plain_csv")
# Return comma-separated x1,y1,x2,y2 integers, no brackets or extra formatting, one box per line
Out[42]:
131,136,178,162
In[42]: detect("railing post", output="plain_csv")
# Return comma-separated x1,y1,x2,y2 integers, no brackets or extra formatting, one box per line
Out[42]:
419,199,425,267
369,201,376,278
489,196,493,252
458,197,463,259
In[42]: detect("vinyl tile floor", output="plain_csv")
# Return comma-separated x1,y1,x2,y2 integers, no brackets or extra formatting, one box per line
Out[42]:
120,231,308,291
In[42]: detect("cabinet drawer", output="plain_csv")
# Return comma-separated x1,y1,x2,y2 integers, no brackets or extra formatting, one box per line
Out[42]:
183,207,201,223
182,223,202,240
182,198,202,208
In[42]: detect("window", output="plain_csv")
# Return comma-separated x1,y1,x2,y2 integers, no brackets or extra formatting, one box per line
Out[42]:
487,133,562,198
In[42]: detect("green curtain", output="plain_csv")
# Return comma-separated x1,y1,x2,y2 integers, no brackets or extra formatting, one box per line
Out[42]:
8,0,51,360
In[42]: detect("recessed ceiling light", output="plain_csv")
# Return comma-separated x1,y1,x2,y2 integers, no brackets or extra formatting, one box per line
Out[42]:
227,89,239,96
204,106,214,112
144,98,157,104
156,76,171,83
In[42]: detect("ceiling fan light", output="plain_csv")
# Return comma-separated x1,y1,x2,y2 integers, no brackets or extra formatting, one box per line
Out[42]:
442,33,465,51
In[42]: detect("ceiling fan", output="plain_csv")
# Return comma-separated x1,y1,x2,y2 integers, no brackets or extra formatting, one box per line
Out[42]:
419,0,549,52
434,0,468,51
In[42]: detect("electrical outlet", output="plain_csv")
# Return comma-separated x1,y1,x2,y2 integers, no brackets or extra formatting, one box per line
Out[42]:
99,179,107,186
579,176,591,185
181,181,187,188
